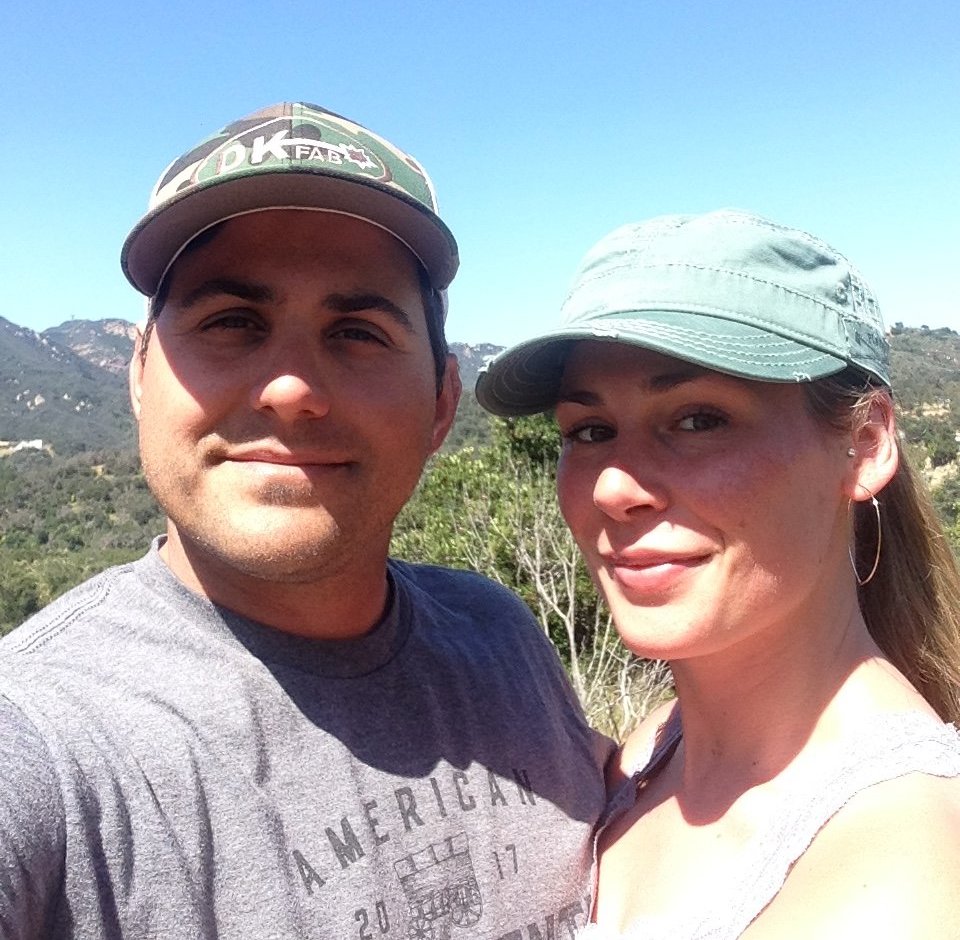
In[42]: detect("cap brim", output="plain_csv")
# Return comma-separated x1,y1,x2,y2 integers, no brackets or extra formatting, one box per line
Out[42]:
121,168,459,295
475,310,849,416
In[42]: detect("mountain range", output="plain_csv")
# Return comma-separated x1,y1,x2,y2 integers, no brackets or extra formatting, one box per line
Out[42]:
0,316,504,455
5,313,960,458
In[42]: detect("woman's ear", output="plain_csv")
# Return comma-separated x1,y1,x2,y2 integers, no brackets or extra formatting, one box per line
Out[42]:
847,390,899,501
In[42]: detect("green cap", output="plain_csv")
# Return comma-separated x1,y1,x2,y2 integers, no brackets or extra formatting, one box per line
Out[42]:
476,209,890,416
121,102,459,297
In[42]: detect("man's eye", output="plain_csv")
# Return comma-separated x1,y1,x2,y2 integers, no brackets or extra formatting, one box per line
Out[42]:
564,424,614,444
332,324,388,344
201,313,263,331
676,411,725,432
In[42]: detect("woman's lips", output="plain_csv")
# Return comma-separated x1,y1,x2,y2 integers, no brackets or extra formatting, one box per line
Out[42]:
602,551,710,594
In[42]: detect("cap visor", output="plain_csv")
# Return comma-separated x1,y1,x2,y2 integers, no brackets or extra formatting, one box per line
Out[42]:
475,310,848,416
121,169,458,295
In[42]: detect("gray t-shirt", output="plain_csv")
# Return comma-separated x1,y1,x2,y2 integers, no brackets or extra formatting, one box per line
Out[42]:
0,543,611,939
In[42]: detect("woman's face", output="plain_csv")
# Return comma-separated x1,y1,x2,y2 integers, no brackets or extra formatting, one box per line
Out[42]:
555,341,854,663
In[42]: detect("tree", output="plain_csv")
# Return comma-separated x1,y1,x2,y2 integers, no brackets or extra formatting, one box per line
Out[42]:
393,414,672,739
0,562,42,633
931,471,960,554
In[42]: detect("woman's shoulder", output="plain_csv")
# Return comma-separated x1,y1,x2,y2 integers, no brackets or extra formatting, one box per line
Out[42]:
747,752,960,938
825,769,960,878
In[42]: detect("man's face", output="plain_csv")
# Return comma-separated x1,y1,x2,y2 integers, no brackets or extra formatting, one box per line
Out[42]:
130,209,459,591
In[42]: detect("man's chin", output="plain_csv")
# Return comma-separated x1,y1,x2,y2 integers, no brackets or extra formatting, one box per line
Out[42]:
170,515,352,584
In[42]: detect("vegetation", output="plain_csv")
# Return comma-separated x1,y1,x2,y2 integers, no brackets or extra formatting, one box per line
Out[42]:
0,449,163,630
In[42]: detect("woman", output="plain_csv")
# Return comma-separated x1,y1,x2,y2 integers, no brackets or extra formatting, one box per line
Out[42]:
476,210,960,938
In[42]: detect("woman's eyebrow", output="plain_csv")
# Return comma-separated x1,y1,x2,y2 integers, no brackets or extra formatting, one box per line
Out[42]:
647,368,708,392
556,389,602,406
558,368,709,405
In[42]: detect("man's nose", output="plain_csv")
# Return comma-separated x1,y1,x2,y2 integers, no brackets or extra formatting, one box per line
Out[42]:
249,341,333,421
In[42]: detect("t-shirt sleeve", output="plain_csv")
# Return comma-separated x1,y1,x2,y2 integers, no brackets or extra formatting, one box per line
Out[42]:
0,694,65,938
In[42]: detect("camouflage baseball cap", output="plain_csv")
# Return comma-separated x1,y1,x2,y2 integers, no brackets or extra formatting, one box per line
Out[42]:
121,102,459,296
476,209,890,416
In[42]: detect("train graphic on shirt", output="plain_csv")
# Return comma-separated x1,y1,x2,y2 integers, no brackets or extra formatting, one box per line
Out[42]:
394,832,483,938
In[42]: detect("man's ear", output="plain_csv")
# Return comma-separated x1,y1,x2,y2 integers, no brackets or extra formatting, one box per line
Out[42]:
846,390,899,501
129,322,147,421
430,354,462,454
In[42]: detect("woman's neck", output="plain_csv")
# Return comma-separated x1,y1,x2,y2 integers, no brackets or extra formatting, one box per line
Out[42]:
662,593,914,820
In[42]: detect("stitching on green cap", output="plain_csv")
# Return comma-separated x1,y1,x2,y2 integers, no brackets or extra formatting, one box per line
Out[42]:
599,320,832,364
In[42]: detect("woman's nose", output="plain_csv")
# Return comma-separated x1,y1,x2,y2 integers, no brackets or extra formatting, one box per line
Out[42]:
593,463,669,520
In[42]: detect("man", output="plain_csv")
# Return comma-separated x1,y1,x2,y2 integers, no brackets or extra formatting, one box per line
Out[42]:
0,103,610,939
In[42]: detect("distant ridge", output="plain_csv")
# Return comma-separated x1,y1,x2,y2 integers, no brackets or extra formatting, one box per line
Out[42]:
43,319,138,376
0,316,506,454
449,342,503,389
888,324,960,410
0,317,134,453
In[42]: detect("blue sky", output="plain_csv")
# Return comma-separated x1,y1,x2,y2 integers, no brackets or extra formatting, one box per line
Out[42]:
2,0,957,346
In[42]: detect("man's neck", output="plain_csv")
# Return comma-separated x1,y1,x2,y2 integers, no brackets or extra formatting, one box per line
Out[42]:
158,527,393,640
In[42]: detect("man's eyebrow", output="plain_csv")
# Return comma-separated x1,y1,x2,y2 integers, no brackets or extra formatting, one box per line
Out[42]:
179,278,274,309
326,293,414,332
174,284,415,333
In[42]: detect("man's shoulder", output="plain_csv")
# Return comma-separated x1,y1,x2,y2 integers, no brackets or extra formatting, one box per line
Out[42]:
389,559,532,620
0,692,66,932
0,556,142,659
390,558,509,589
0,551,180,707
388,559,573,678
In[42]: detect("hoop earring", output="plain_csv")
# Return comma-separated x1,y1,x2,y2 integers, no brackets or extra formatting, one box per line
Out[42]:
848,485,882,587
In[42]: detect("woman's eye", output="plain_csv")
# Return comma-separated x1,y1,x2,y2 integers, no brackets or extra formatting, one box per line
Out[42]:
676,411,725,432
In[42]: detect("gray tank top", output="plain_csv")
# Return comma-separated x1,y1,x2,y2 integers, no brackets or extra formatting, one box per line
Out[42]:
581,710,960,940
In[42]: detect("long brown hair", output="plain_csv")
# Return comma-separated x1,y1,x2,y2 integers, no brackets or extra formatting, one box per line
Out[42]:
807,370,960,722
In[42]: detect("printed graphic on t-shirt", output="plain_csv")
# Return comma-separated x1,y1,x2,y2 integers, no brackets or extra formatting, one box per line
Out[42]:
395,832,482,938
289,764,590,938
